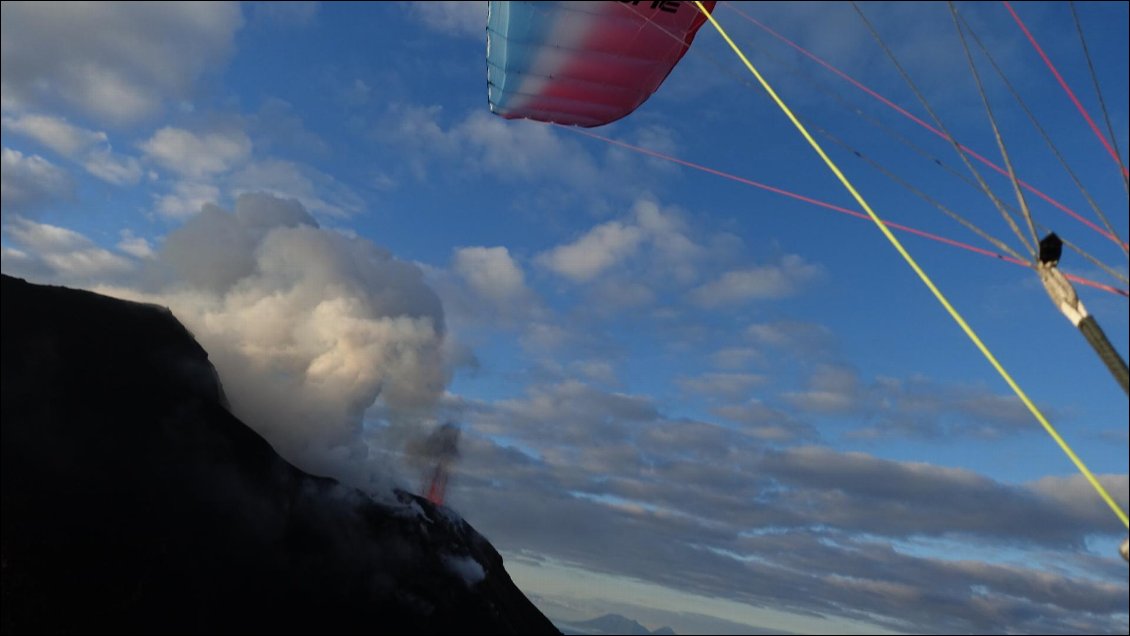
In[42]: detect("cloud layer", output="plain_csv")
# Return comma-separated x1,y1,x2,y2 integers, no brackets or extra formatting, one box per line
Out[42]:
1,2,243,124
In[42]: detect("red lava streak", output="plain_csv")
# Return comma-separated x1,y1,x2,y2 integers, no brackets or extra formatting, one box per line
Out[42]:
426,464,448,506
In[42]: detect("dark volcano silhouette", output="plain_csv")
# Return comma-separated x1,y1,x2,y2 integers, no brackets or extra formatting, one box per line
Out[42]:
0,274,559,635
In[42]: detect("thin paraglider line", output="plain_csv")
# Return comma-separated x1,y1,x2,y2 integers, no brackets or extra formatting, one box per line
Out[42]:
692,0,1129,529
850,1,1035,259
1003,0,1130,181
623,0,1129,268
1069,0,1130,198
720,1,1129,252
955,7,1130,264
949,1,1041,256
560,124,1128,298
813,121,1024,261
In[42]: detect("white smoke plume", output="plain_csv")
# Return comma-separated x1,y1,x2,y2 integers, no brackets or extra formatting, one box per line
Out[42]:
102,193,449,485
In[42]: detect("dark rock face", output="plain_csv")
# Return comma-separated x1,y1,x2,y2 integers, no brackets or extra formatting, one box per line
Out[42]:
1,274,559,635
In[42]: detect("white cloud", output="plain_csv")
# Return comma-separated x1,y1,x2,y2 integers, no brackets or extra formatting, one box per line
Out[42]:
475,379,659,447
453,246,529,302
82,149,143,185
406,2,487,38
536,220,644,283
711,399,817,442
375,106,602,188
247,98,330,157
632,198,704,283
231,158,364,218
1,2,244,124
710,347,765,370
0,147,73,214
677,372,768,400
3,113,144,185
746,320,834,349
783,365,1042,439
520,322,573,353
430,246,538,327
154,182,222,219
140,127,252,179
1,216,134,282
139,127,361,220
570,360,619,385
587,279,657,312
453,110,601,183
690,254,824,307
535,198,707,288
2,113,106,157
1027,473,1129,526
117,230,155,259
250,1,318,28
783,363,863,414
451,377,1125,634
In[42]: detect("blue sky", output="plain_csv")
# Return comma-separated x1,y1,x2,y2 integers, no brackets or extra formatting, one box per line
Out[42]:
1,2,1127,633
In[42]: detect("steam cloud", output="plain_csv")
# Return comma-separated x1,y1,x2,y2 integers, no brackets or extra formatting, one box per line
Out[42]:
103,193,450,485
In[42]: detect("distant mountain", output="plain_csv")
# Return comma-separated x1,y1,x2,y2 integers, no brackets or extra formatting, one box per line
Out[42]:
558,613,676,635
0,274,559,634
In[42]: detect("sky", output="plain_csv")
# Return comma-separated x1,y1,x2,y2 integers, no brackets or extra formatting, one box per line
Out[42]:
1,1,1127,634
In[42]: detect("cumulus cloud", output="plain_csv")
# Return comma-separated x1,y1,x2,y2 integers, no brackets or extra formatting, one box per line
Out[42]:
676,372,768,401
1,2,244,124
690,254,824,307
96,193,450,481
709,346,765,370
447,387,1127,633
444,374,1125,634
247,98,330,157
710,399,818,442
2,113,107,157
140,127,252,179
569,359,619,385
783,363,863,415
453,246,529,303
0,148,74,215
420,246,542,332
375,105,602,188
746,320,834,352
519,322,574,353
406,2,487,38
1028,473,1129,528
536,221,645,283
116,230,155,259
1,216,135,284
250,1,318,28
153,181,222,220
82,149,144,185
371,107,703,216
472,380,659,451
137,125,360,220
756,446,1114,544
231,158,364,218
536,198,706,285
3,113,142,185
784,364,1041,439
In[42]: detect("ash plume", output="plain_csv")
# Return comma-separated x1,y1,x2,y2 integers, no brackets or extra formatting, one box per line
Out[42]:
98,192,451,487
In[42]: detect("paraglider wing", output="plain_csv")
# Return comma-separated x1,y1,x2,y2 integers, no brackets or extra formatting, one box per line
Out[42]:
487,1,716,127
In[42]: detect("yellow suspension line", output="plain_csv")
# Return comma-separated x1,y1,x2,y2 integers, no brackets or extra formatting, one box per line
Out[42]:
692,1,1128,528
